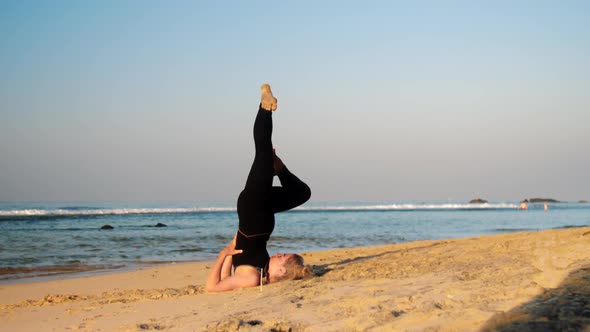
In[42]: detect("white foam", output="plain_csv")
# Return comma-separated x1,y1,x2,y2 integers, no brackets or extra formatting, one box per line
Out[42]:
0,203,520,218
297,203,519,211
0,207,235,217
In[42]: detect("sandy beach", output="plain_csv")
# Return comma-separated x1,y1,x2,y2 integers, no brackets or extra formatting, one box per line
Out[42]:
1,226,589,332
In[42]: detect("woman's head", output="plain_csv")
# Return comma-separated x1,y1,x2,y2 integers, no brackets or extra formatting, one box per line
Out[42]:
267,253,313,283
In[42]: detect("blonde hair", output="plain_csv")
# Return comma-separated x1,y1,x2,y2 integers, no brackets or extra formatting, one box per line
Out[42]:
273,254,314,282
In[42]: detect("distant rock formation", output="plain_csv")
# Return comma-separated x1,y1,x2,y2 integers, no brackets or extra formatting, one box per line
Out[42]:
469,198,488,204
101,225,114,230
579,200,588,203
528,198,560,203
155,223,167,227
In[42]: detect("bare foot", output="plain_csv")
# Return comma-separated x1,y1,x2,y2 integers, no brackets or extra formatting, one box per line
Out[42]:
273,149,285,175
261,83,278,111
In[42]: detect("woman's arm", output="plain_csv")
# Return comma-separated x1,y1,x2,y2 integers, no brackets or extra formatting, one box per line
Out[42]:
220,255,233,280
205,234,259,292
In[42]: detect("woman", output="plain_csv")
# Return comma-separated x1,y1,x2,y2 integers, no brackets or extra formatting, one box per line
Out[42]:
206,84,312,292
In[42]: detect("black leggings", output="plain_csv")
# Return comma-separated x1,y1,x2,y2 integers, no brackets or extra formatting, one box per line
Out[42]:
237,106,311,236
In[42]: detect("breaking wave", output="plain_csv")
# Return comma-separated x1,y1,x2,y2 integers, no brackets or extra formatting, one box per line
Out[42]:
0,203,520,220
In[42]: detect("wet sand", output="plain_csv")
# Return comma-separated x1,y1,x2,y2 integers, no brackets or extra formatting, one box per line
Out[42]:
1,227,589,331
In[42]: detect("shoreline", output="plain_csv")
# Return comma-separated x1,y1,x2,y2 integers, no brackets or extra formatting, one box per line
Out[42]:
1,223,585,285
0,260,206,286
1,227,589,331
2,202,588,284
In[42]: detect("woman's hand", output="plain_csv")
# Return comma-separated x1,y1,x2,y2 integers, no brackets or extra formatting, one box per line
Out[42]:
222,233,242,256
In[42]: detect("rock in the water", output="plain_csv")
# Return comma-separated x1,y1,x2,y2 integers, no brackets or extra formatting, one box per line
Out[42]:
101,225,114,230
469,198,488,204
528,198,560,203
155,223,167,227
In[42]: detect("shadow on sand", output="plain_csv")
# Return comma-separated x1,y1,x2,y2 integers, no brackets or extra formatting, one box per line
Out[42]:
481,264,590,332
310,241,447,277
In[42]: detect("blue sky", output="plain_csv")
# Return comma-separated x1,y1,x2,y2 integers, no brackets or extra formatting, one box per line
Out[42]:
1,1,589,202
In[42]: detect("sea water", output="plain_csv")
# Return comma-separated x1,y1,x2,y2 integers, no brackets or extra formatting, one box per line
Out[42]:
0,201,589,282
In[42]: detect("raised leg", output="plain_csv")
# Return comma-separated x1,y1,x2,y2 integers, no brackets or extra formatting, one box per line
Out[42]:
243,106,274,194
271,165,312,213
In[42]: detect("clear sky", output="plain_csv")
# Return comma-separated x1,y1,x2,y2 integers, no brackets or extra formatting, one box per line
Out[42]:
1,1,589,203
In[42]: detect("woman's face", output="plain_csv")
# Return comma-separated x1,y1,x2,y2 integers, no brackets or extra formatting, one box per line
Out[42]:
268,253,296,279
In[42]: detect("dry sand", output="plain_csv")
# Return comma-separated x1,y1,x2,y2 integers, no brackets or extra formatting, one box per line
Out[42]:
1,227,589,332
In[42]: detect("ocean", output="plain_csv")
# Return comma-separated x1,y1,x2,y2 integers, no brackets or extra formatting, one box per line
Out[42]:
1,201,588,283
